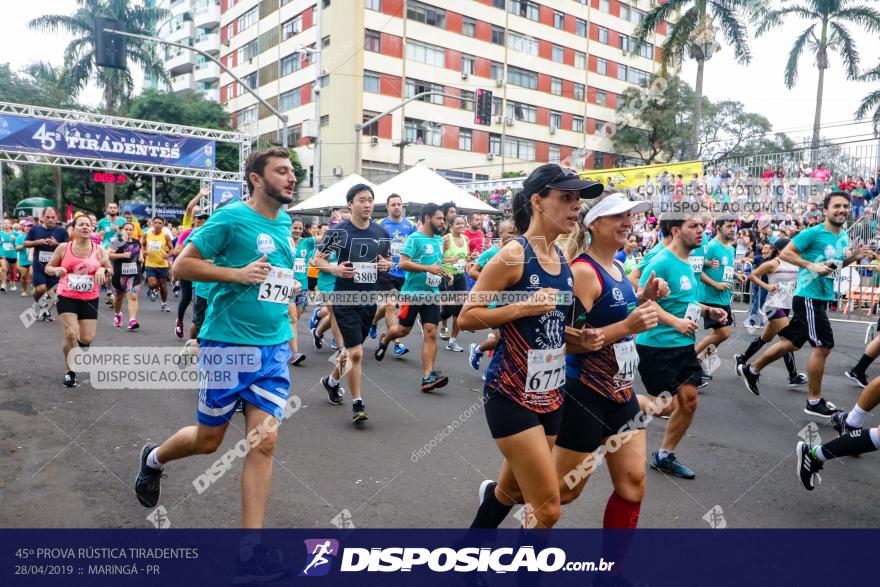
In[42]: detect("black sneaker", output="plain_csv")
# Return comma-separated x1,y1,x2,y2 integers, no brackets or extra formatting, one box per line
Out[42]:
796,441,822,491
804,398,840,419
352,399,368,423
478,480,495,506
63,371,79,388
375,335,389,361
134,443,164,508
310,327,323,350
321,375,344,405
290,352,306,366
845,369,868,388
788,373,808,387
831,411,859,437
736,363,760,395
734,353,746,366
421,370,449,392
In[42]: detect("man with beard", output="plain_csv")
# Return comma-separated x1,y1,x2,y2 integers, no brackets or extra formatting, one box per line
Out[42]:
23,208,70,320
375,204,449,392
135,148,298,534
637,212,728,479
739,192,874,418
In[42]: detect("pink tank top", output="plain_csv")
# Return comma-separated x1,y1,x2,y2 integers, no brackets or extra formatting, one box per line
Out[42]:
57,241,102,300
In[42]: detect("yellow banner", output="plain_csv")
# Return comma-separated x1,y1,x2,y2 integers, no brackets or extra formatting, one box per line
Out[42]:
580,161,704,189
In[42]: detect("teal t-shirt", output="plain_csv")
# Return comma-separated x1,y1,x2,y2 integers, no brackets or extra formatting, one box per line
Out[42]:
183,228,211,299
189,200,294,345
791,223,849,301
699,238,736,306
476,245,500,268
15,233,30,266
316,249,337,293
636,247,699,348
637,241,665,270
401,231,444,293
291,236,315,285
97,217,126,247
1,231,19,259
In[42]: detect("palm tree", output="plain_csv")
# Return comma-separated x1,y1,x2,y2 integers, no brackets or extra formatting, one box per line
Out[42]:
756,0,880,154
855,63,880,136
29,0,169,114
633,0,752,160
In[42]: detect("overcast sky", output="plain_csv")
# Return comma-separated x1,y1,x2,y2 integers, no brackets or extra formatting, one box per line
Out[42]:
3,1,879,147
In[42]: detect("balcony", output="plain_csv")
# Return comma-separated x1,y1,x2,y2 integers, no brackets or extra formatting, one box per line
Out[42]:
194,61,220,83
167,20,194,43
171,73,195,92
193,31,219,54
165,49,194,75
193,2,220,28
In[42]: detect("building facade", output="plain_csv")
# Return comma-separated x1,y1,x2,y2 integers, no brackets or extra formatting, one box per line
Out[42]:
219,0,671,195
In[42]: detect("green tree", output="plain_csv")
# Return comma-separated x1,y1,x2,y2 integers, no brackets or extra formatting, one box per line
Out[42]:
613,76,694,164
756,0,880,153
29,0,169,114
855,62,880,136
633,0,752,160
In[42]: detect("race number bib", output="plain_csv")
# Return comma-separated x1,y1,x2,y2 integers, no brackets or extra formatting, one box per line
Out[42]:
257,267,296,304
353,262,377,284
425,272,442,287
2,243,13,252
685,303,702,323
148,240,163,252
293,257,306,274
525,347,565,394
390,241,404,257
613,339,638,384
722,266,735,283
38,250,53,263
689,256,704,274
121,262,138,276
453,260,466,273
67,273,94,292
764,280,795,310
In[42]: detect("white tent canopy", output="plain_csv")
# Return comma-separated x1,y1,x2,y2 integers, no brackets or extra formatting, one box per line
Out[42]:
376,165,498,214
289,174,378,213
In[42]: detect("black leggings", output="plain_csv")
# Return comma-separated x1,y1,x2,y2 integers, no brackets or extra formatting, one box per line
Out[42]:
177,279,193,321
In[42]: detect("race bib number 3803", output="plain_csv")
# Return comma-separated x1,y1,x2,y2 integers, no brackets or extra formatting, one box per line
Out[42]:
525,347,565,394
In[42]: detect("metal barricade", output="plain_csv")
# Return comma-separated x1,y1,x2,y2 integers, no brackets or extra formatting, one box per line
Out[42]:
732,259,753,304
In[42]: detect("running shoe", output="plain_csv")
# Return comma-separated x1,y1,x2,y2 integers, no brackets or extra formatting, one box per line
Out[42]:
160,303,171,313
21,289,28,297
352,399,368,423
845,369,868,388
63,371,79,388
478,480,495,506
468,343,484,370
322,375,344,405
309,307,321,331
788,373,809,387
375,336,389,361
796,441,822,491
10,283,16,291
804,398,840,419
175,319,184,338
114,313,123,328
734,353,746,366
134,442,164,508
421,370,449,392
41,312,54,322
0,285,5,292
128,319,140,330
698,378,710,389
290,352,306,366
650,451,695,479
446,341,464,352
439,327,450,340
329,339,338,351
369,324,377,339
233,544,292,584
310,327,323,350
831,410,860,437
393,342,409,358
172,284,181,297
736,363,761,395
104,294,113,306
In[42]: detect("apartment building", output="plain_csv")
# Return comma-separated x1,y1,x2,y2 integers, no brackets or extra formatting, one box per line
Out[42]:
219,0,671,194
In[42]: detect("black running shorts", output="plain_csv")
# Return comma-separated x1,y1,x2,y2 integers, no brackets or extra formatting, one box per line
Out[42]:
555,378,644,453
332,304,376,349
636,344,703,397
484,391,563,439
56,295,99,320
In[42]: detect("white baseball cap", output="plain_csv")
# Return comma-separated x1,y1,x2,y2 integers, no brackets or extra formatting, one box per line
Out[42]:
583,194,652,228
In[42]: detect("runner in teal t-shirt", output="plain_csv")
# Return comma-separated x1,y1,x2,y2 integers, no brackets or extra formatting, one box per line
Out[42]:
695,218,739,372
0,222,19,292
790,223,849,301
97,203,126,247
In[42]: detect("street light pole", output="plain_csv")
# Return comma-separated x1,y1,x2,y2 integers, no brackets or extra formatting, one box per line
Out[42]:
313,0,323,191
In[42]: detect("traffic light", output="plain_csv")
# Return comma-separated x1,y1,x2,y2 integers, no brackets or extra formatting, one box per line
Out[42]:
475,89,493,126
95,17,127,70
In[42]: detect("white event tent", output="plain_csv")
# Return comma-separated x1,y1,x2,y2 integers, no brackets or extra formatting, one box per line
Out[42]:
288,174,379,213
376,164,498,214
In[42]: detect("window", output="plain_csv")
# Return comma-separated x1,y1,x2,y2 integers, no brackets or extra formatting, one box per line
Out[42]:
363,70,380,93
637,41,654,59
492,97,502,116
549,111,562,129
365,0,381,10
553,11,564,30
489,133,501,155
575,51,586,69
507,66,537,89
507,101,536,123
365,29,381,52
406,40,446,67
279,89,302,111
572,115,584,133
491,26,505,45
237,7,258,32
551,45,564,63
407,1,446,28
238,104,257,125
621,4,644,24
593,119,607,135
509,32,538,56
405,118,442,146
597,26,609,44
628,67,650,86
490,61,504,81
575,18,587,37
620,4,630,21
281,15,302,40
460,90,475,111
321,114,329,126
362,111,380,137
509,0,539,21
600,0,610,12
405,79,444,104
459,129,472,151
596,57,607,75
242,71,258,89
462,16,476,37
617,64,628,81
596,89,607,107
619,34,630,53
461,54,475,75
238,40,258,62
550,77,562,96
492,0,504,7
504,137,535,161
280,52,302,76
595,152,605,168
574,82,585,101
549,145,560,164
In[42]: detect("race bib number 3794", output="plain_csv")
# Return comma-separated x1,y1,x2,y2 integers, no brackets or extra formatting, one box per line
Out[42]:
257,267,297,304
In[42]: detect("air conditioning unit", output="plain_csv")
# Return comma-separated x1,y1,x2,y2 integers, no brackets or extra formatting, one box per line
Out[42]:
370,136,378,145
495,115,504,124
504,116,513,126
461,71,469,80
495,78,504,87
549,125,557,135
487,153,495,161
223,39,231,47
332,166,344,177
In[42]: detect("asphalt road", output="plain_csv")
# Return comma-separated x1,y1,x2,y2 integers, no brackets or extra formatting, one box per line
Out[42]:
1,291,879,529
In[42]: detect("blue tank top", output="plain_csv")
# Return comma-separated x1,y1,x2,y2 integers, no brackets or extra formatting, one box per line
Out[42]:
565,253,638,403
484,237,572,413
